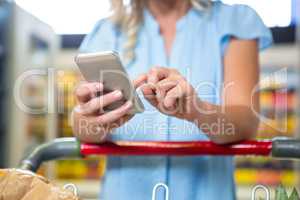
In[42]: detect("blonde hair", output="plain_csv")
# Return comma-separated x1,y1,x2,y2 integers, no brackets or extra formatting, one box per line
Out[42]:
110,0,211,63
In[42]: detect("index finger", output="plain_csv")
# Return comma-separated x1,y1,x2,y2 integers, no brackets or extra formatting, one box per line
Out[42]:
133,73,147,89
147,67,170,84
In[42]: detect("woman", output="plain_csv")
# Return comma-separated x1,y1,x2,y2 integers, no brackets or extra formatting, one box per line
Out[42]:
72,0,272,199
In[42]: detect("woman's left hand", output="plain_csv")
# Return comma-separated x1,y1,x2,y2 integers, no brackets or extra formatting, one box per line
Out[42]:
137,67,200,122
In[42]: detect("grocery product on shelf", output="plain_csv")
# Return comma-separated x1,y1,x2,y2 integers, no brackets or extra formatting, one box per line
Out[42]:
235,69,298,186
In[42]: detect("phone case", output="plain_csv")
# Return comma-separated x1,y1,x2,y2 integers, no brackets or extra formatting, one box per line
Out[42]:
75,51,145,114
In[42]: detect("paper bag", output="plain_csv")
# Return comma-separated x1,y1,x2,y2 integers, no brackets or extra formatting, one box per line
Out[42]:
0,169,80,200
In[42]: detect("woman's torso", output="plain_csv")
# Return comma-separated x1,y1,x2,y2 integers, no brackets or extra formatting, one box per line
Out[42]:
79,2,272,199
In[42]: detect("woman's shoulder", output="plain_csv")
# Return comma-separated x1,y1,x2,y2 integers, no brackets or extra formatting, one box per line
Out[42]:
79,18,119,53
211,1,272,50
212,1,257,15
211,1,261,24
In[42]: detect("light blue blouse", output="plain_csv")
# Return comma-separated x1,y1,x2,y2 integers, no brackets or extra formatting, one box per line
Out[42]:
80,2,272,200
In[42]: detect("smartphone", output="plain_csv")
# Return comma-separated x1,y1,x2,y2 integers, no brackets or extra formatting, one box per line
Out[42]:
75,51,144,114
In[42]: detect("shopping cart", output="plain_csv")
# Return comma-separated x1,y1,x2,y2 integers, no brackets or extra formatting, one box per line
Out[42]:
3,137,300,199
20,137,300,172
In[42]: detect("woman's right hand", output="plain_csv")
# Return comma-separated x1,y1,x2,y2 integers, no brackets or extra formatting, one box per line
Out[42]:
72,82,133,143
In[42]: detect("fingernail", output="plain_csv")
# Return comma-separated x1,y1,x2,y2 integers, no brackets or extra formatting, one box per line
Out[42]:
125,101,133,109
156,92,161,99
113,90,123,98
149,77,156,83
95,83,102,91
74,105,83,113
164,100,173,108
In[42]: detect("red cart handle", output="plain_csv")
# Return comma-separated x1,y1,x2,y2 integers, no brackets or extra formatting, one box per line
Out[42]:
80,138,300,159
81,140,273,156
21,137,300,172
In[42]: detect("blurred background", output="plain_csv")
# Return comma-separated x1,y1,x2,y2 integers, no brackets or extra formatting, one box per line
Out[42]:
0,0,299,199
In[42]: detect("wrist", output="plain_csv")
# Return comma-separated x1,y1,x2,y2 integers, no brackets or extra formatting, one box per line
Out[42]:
187,96,203,123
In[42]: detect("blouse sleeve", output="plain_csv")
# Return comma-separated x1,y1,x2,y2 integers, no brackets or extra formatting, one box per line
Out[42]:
216,3,273,53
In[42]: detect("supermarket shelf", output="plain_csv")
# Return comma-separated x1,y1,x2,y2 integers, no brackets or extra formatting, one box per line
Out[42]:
260,44,299,68
235,168,297,186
